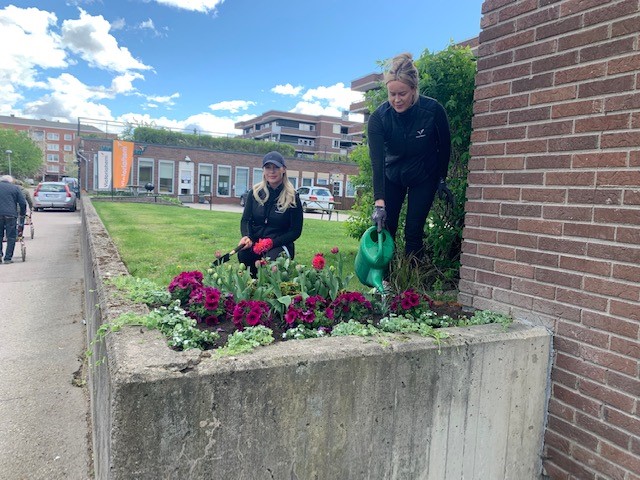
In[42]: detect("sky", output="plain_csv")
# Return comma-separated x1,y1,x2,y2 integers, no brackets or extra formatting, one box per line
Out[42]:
0,0,484,136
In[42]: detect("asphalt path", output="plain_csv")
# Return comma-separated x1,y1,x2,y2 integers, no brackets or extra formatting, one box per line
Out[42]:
0,209,91,479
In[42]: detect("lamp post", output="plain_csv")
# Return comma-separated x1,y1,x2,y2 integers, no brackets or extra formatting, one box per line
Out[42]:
5,149,12,176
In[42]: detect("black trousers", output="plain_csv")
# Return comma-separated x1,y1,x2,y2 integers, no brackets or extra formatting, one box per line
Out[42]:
384,176,439,257
0,216,17,261
238,244,294,276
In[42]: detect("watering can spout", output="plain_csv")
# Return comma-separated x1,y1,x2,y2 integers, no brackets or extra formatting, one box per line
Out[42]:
355,226,395,293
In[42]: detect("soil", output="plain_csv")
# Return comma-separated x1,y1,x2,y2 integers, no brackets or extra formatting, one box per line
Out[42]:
200,300,467,350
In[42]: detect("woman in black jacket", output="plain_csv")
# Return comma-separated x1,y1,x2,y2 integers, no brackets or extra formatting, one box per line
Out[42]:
237,151,303,274
368,52,452,258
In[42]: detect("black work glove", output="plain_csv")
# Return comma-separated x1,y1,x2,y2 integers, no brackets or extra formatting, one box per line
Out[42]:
371,205,386,232
437,178,455,209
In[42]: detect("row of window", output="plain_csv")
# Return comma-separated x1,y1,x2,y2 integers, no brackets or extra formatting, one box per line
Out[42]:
29,131,74,142
46,144,73,152
95,158,356,198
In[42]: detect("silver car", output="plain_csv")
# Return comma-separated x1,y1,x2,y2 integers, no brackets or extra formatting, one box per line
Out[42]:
33,182,77,212
296,186,334,213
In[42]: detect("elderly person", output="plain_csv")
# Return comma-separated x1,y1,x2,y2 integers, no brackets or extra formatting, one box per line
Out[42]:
0,175,27,264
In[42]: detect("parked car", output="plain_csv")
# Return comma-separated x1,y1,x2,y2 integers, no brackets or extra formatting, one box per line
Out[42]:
62,177,80,198
33,182,77,212
296,186,334,213
239,191,250,207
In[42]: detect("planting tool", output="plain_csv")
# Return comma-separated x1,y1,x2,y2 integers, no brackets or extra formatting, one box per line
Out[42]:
211,243,245,267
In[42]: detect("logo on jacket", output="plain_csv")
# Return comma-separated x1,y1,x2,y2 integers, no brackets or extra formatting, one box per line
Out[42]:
415,129,426,139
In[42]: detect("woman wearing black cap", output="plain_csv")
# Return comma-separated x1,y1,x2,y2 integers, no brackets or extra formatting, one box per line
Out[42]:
237,151,303,274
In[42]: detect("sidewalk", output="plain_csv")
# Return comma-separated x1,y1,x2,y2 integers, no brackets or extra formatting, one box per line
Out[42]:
0,211,91,479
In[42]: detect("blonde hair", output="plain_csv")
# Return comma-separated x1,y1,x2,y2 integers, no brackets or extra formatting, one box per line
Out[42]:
252,171,298,211
384,52,419,103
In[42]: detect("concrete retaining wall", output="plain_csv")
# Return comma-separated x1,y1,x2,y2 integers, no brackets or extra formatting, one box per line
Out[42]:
82,197,553,480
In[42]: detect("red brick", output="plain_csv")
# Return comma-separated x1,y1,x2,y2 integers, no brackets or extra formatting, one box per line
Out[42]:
563,223,616,241
556,352,607,383
477,244,516,260
612,263,640,283
505,139,548,154
623,189,640,205
559,0,606,16
533,297,582,321
601,131,640,149
513,277,556,298
492,288,534,309
495,30,537,53
552,99,604,118
557,321,610,350
512,72,554,93
541,459,571,480
490,93,529,111
556,63,608,85
543,205,593,221
610,336,640,359
610,299,640,321
526,154,572,169
545,426,573,450
477,51,514,71
580,38,636,63
575,113,630,133
583,0,640,27
600,442,640,475
582,310,639,339
568,188,621,205
469,142,506,156
616,226,640,245
552,367,579,389
527,119,574,137
517,3,560,30
533,51,578,74
594,208,640,226
536,15,582,40
515,38,557,62
498,231,538,248
535,267,582,289
557,24,609,51
467,171,503,185
546,171,595,186
459,252,495,271
461,226,497,243
612,15,640,37
476,270,512,289
548,135,599,152
588,274,640,302
464,200,501,214
579,75,635,99
608,53,640,75
547,416,599,452
596,170,640,187
581,347,637,381
580,380,637,414
519,217,564,234
520,186,566,202
485,156,526,170
604,407,640,437
516,249,559,267
572,443,628,480
559,256,611,276
572,151,628,168
501,202,542,217
474,82,511,101
493,62,532,82
509,106,551,124
539,236,587,255
487,125,527,140
556,287,608,311
478,19,516,43
605,92,640,113
494,260,534,278
480,215,519,230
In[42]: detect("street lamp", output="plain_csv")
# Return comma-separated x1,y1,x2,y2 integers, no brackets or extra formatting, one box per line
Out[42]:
5,149,12,176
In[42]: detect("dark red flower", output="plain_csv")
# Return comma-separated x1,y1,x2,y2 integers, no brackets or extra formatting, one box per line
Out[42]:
253,238,274,255
312,254,325,270
331,247,339,254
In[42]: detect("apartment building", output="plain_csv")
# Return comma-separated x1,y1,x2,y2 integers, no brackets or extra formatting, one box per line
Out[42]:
234,110,363,160
0,115,103,181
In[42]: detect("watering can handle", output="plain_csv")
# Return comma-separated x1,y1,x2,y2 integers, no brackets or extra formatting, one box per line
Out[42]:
375,229,384,262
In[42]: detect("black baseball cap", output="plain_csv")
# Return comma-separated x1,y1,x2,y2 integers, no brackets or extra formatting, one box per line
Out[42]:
262,151,286,168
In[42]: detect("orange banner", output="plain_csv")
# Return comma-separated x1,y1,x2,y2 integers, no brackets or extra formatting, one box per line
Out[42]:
112,140,134,189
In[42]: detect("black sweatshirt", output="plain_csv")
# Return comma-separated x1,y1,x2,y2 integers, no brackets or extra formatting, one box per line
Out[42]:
368,95,451,200
240,184,303,248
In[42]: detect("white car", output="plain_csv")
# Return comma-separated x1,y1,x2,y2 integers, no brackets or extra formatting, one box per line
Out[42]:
296,186,334,213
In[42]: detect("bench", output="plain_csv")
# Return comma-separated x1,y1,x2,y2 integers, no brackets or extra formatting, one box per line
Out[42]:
320,202,341,221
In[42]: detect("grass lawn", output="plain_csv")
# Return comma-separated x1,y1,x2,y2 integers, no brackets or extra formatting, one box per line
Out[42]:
92,202,362,288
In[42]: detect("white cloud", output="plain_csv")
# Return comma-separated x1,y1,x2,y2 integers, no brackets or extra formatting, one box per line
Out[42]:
146,92,180,106
60,8,152,73
208,100,256,113
301,82,363,111
152,0,225,14
271,83,303,96
117,111,241,136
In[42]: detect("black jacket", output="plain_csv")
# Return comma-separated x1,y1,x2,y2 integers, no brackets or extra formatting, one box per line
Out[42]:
0,180,27,217
240,184,303,249
368,95,451,200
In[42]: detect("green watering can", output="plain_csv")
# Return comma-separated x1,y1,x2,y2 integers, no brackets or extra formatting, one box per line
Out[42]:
354,226,395,293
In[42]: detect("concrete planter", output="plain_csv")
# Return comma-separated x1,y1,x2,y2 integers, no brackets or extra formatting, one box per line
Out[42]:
82,198,552,480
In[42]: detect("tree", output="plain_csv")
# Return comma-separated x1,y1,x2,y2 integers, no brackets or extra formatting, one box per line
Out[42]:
345,44,477,288
0,128,45,179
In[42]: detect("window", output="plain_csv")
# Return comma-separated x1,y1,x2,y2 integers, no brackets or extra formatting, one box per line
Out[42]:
138,158,154,187
47,154,59,162
64,145,73,151
31,131,44,141
332,124,341,134
158,161,174,194
47,143,59,151
297,138,315,146
46,165,60,173
217,165,231,196
316,179,328,186
302,177,313,187
198,164,213,194
253,168,263,186
299,123,315,131
64,134,73,141
47,132,60,140
332,139,340,148
345,178,356,197
235,167,249,197
289,176,298,190
332,181,343,197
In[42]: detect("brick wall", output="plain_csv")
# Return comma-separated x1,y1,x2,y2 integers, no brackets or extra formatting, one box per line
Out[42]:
461,1,640,478
79,140,359,209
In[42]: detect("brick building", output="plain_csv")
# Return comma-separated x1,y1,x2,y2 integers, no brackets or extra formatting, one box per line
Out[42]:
78,137,360,209
462,1,640,479
0,115,103,181
234,110,363,160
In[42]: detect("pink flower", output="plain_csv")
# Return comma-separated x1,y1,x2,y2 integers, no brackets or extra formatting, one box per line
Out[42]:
331,247,339,254
253,238,274,255
312,254,325,270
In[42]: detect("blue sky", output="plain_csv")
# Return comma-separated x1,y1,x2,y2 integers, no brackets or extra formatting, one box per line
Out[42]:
0,0,483,135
